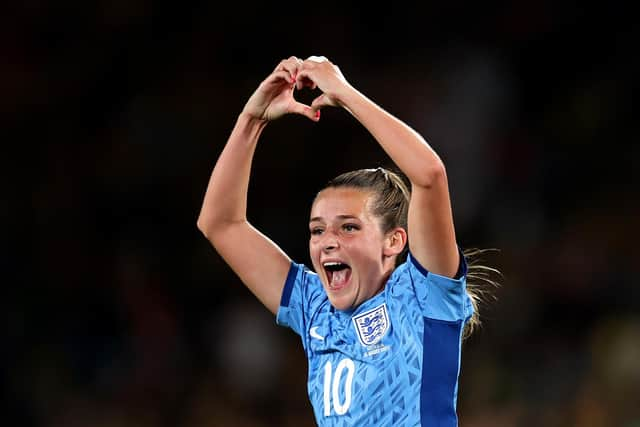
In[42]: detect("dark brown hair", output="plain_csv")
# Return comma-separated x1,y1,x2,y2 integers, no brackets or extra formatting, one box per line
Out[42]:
319,167,500,339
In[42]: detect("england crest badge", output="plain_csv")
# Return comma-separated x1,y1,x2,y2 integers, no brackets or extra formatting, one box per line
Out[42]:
352,303,390,346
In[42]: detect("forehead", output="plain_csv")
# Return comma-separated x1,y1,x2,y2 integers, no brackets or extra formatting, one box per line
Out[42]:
310,187,373,220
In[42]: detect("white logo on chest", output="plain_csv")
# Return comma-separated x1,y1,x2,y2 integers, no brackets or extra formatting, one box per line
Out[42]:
309,326,325,341
352,303,390,346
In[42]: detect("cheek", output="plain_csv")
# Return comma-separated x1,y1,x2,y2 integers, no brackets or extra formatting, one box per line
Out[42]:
353,237,384,262
309,241,320,260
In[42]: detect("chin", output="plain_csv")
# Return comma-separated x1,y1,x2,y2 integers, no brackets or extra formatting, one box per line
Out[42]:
330,301,352,311
327,294,356,311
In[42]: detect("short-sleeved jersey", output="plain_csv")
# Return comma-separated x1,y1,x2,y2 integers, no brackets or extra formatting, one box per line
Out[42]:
276,252,473,427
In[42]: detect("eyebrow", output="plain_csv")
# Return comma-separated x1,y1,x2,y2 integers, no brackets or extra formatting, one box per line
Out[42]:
309,214,360,223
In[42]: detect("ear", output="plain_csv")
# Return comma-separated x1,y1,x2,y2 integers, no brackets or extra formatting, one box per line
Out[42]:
383,227,407,258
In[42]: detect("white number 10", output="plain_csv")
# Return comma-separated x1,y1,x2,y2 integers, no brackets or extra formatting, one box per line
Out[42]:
323,358,355,416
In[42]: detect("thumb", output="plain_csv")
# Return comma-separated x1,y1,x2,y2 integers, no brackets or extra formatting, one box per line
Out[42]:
311,94,335,110
290,101,321,122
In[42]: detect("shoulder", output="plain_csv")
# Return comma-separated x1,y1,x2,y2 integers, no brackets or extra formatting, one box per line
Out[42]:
398,251,467,288
386,252,471,321
281,261,325,306
277,261,327,335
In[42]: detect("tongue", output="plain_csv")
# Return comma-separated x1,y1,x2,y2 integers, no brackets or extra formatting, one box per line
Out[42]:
331,268,351,288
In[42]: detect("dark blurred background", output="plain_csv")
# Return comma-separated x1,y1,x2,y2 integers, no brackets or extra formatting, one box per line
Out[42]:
2,1,638,426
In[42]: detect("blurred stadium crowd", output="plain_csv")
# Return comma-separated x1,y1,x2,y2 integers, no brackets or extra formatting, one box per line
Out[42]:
1,1,637,426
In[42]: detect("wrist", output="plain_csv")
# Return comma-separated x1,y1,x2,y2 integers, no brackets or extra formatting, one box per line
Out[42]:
231,112,269,144
237,111,269,129
333,83,361,109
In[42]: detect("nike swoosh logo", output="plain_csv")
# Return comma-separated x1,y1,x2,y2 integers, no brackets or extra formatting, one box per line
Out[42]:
310,326,324,341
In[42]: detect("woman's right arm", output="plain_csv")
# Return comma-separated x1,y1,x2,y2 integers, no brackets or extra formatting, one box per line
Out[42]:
196,57,318,314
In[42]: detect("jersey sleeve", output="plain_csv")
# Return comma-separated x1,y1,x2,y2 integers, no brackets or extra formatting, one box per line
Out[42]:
275,261,325,337
404,250,474,322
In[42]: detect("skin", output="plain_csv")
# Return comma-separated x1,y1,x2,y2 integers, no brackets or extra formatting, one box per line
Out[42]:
197,55,459,315
309,187,406,311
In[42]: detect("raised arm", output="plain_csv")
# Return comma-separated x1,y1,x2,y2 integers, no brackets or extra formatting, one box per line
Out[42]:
197,57,319,314
296,56,459,277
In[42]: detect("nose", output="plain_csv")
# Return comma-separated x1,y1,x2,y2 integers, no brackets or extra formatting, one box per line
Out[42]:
321,232,339,253
323,243,336,252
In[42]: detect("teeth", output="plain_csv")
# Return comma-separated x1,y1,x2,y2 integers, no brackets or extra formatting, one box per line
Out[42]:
323,262,341,267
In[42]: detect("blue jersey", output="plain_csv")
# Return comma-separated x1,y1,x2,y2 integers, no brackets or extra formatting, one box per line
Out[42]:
276,253,473,427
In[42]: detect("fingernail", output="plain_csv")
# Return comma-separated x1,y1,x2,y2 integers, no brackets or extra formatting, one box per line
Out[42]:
315,110,321,119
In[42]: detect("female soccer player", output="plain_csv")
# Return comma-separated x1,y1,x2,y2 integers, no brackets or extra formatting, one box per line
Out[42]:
197,55,497,426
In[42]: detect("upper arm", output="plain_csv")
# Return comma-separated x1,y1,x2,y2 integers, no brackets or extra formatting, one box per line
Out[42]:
407,166,460,278
205,221,292,314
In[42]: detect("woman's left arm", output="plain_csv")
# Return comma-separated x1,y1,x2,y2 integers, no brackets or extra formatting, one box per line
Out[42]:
297,56,460,278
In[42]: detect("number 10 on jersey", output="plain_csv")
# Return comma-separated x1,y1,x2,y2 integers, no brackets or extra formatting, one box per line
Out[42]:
323,358,355,416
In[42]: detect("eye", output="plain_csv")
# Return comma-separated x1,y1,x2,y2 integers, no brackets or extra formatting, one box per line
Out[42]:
342,223,359,232
310,227,324,236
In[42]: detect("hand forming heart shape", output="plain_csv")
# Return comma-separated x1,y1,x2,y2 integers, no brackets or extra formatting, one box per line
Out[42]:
242,55,346,123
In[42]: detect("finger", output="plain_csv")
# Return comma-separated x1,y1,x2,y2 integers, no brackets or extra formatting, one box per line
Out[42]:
295,70,316,90
311,94,330,110
295,69,305,90
282,57,302,82
296,76,315,91
265,70,296,87
306,55,327,63
290,102,320,122
273,56,299,72
301,56,329,72
275,56,302,83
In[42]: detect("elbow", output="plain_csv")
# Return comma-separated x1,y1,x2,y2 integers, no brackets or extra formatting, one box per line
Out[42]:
196,216,209,238
197,214,242,243
413,159,447,189
196,214,218,241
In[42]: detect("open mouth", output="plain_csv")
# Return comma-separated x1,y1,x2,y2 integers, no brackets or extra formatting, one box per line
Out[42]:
323,262,352,290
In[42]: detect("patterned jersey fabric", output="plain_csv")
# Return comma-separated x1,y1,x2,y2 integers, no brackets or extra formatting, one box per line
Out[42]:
277,252,473,426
